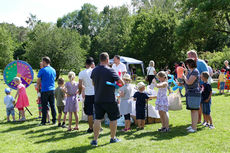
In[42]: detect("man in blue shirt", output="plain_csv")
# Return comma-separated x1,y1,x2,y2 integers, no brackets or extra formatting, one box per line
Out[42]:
37,56,57,125
187,50,208,82
187,50,208,124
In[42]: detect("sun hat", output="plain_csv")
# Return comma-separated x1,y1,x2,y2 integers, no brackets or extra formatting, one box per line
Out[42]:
5,88,12,94
137,82,145,89
221,69,226,73
123,74,132,81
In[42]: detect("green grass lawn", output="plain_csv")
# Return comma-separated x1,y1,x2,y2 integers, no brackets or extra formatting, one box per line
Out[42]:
0,73,230,153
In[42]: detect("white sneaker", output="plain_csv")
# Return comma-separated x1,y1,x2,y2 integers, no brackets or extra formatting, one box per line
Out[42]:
187,128,197,133
186,126,192,130
209,124,215,129
202,122,207,126
205,123,210,127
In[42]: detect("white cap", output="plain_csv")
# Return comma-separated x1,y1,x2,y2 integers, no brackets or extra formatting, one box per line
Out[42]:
137,82,145,89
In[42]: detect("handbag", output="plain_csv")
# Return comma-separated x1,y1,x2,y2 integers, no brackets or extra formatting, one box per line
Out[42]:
168,92,182,111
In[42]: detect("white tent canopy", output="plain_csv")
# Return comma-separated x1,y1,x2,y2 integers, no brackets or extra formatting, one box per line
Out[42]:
109,56,145,75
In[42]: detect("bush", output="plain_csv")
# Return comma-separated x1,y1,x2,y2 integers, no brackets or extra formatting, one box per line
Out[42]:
200,47,230,70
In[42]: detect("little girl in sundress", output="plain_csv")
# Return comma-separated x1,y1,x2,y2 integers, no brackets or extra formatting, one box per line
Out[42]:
119,74,133,132
14,77,29,121
152,71,169,132
64,71,79,131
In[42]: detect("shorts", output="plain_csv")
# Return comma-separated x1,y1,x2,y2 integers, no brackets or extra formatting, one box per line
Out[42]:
57,106,65,114
18,108,24,111
124,114,130,120
136,105,145,120
6,107,15,116
220,82,225,90
84,95,94,116
94,102,120,121
202,101,211,115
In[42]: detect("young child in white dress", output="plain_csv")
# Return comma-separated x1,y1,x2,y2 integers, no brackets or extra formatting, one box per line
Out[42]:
119,74,133,132
152,71,169,132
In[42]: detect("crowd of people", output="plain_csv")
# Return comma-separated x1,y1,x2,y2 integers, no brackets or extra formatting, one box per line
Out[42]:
3,50,230,147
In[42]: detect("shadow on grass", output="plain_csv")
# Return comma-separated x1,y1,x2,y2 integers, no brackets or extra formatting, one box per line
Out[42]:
0,118,36,125
25,125,60,135
1,123,38,133
34,130,88,144
48,143,110,153
118,124,192,141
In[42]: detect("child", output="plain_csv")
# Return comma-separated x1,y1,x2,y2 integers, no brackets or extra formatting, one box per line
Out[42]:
152,71,169,132
133,82,153,130
201,72,214,129
64,71,79,131
4,88,16,122
177,62,185,97
14,77,29,121
166,69,172,94
55,78,67,128
34,83,42,119
119,74,133,132
218,69,226,94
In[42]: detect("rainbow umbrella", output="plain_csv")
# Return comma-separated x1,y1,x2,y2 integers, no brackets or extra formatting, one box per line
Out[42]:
3,60,34,90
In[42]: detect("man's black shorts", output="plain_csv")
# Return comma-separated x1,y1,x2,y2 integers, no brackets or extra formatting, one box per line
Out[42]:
84,95,94,116
94,102,120,121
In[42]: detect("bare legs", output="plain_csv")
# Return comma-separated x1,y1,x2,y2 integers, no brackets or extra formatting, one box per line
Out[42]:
110,120,117,139
198,105,202,123
68,112,78,130
93,119,117,141
58,112,67,124
125,120,131,129
159,111,169,129
88,115,93,129
204,114,213,125
73,112,79,128
191,110,198,130
68,112,72,129
93,120,101,141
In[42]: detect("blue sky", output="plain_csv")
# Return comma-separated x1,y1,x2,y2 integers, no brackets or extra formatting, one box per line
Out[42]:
0,0,131,27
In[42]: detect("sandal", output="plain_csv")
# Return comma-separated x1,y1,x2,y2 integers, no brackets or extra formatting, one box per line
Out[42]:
73,127,79,130
67,128,72,131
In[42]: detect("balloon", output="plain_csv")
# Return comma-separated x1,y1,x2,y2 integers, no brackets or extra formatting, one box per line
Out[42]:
168,74,183,91
106,81,122,89
177,66,184,79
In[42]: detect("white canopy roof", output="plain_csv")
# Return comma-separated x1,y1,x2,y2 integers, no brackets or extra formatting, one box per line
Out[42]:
109,56,143,65
110,56,145,75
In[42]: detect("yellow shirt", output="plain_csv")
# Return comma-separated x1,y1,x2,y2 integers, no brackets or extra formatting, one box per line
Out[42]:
218,73,226,82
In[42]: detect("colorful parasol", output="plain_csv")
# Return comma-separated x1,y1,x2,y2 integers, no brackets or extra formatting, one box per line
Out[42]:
3,60,34,90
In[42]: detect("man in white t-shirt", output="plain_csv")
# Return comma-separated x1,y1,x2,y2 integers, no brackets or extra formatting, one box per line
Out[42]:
112,55,127,77
79,57,95,133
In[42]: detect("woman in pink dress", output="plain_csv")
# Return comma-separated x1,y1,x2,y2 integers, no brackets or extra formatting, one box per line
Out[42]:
14,77,29,121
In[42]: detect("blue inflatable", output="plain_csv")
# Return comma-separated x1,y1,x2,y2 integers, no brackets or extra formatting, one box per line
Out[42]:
168,74,183,91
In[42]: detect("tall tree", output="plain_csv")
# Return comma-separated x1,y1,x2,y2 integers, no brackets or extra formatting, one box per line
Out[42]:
0,26,14,69
126,8,180,69
57,3,99,36
26,23,86,79
26,13,41,29
90,5,133,61
176,0,230,52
